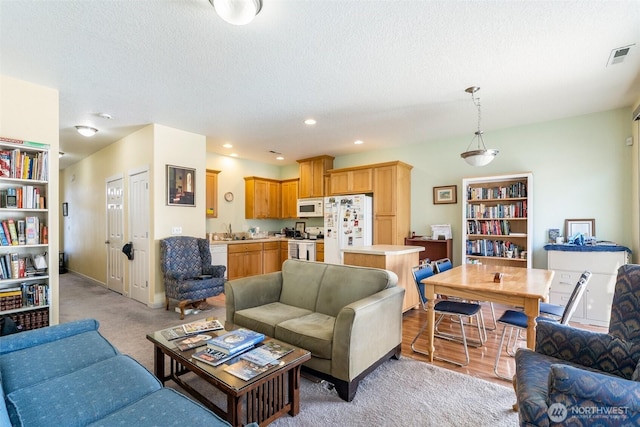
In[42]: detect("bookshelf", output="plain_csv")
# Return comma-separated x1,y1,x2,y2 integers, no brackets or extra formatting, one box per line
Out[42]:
462,172,532,268
0,138,50,331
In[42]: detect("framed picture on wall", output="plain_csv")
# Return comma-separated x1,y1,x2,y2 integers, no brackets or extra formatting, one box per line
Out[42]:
167,165,196,206
433,185,457,205
564,218,595,238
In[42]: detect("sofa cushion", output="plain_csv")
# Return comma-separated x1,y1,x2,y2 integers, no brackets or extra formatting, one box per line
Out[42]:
7,355,161,427
0,330,119,394
86,388,230,427
276,312,335,359
279,260,327,311
315,264,396,317
235,302,313,337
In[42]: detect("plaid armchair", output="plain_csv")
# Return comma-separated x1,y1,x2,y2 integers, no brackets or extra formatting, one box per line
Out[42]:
515,264,640,426
160,236,226,319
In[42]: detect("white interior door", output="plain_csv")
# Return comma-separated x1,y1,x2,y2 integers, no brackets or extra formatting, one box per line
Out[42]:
106,175,124,294
129,168,150,305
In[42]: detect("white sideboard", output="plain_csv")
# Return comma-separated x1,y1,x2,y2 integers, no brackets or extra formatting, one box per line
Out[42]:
546,246,630,327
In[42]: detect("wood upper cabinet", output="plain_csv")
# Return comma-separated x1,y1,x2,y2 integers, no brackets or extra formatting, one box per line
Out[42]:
297,155,334,198
280,179,299,219
373,162,412,245
245,177,281,219
205,170,220,218
329,167,373,195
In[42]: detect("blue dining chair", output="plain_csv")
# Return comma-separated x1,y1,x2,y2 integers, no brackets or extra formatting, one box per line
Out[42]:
410,264,485,366
493,271,591,380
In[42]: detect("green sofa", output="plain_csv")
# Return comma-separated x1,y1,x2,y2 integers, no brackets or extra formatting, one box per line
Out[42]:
225,259,404,401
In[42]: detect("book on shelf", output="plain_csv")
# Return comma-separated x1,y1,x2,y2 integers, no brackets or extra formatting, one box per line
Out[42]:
207,328,265,355
25,216,39,245
159,317,223,341
224,359,283,381
240,341,294,366
192,348,242,367
173,334,212,351
8,220,18,246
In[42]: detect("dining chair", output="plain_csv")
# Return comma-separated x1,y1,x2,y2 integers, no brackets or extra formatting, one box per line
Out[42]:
410,264,485,366
493,270,592,380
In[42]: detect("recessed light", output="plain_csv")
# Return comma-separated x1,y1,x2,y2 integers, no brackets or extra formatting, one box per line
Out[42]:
354,140,364,145
97,113,112,120
276,156,284,160
230,153,238,157
223,143,233,148
75,125,98,137
304,119,317,125
59,152,64,158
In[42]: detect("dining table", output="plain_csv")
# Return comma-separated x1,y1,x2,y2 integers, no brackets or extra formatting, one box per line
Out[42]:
420,263,555,362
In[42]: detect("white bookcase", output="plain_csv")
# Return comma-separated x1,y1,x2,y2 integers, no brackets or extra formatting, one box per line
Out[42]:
0,139,51,331
462,172,532,268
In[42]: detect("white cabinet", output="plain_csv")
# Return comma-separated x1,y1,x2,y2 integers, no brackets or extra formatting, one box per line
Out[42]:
547,248,629,327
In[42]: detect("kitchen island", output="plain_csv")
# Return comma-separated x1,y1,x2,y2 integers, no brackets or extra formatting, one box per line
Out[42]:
342,245,424,312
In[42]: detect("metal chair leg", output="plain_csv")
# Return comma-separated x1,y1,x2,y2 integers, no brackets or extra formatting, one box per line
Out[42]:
494,324,520,380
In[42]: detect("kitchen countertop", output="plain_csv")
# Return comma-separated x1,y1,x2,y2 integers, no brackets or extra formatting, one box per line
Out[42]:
209,237,323,245
341,245,424,255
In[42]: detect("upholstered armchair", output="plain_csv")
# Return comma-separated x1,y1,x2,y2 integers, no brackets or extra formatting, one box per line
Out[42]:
160,236,226,319
515,264,640,426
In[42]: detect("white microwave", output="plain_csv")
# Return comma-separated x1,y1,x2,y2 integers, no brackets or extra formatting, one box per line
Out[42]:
296,198,324,217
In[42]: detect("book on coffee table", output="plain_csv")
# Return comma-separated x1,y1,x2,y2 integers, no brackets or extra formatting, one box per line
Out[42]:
160,317,223,341
174,334,212,351
224,359,283,381
207,328,265,355
192,348,242,367
240,341,295,366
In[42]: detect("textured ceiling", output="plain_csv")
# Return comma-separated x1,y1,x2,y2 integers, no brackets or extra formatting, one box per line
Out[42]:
1,0,639,169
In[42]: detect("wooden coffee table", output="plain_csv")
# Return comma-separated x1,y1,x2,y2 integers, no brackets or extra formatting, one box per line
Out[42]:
147,325,311,426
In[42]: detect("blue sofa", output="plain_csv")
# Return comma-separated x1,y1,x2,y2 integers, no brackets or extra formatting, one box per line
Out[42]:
515,264,640,426
0,319,234,426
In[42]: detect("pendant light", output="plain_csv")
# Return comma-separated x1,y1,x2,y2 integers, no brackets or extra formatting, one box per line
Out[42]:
210,0,262,26
460,86,498,166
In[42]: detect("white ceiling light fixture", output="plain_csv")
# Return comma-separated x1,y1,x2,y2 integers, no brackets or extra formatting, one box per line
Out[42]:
354,140,364,145
460,86,498,167
210,0,262,26
75,125,98,137
304,118,316,125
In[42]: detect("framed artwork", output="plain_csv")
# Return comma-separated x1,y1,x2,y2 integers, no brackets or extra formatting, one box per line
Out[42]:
433,185,457,205
62,202,68,217
167,165,196,206
565,218,595,238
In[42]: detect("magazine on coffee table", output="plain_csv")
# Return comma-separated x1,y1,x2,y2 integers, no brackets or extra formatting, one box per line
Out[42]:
192,348,243,367
174,334,212,351
224,359,284,381
160,317,223,341
240,341,294,366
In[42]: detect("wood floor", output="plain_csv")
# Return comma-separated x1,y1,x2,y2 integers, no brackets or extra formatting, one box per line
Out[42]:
401,302,607,386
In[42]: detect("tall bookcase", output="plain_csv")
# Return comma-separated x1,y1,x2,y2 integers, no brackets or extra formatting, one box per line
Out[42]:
0,139,51,331
462,172,532,268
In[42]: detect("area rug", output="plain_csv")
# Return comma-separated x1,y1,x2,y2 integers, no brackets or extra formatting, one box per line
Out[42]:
271,357,519,427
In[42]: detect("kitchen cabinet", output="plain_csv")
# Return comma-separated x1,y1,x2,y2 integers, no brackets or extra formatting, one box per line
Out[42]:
404,237,453,264
280,179,298,219
280,241,289,267
316,241,324,262
227,243,263,280
546,246,629,327
297,155,334,198
205,169,220,218
263,241,281,274
373,162,412,245
328,167,373,195
244,177,281,219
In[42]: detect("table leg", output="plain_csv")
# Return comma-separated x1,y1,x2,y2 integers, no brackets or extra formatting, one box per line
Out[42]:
523,297,540,349
425,283,436,362
289,365,302,416
153,345,165,384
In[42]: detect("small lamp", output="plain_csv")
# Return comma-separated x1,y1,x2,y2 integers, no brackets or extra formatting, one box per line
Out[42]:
460,87,498,166
210,0,262,26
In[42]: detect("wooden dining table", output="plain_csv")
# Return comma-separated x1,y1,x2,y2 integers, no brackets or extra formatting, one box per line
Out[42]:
420,263,555,362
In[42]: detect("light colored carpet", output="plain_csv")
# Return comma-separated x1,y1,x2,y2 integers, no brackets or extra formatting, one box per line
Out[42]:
59,272,518,426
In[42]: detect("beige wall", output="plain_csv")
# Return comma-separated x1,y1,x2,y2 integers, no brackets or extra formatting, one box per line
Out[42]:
632,98,640,260
0,75,60,323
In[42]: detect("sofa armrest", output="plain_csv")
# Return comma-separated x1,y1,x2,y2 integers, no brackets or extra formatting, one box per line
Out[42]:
549,364,640,417
331,286,405,380
536,320,640,379
203,265,226,278
0,319,100,355
225,272,283,323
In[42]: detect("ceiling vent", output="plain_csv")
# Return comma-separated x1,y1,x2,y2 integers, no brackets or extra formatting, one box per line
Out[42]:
607,44,634,67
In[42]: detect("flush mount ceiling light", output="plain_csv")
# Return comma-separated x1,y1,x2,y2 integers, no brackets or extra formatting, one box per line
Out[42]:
209,0,262,25
75,125,98,137
460,86,498,167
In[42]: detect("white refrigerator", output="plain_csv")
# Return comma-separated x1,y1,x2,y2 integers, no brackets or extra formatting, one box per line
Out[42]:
323,194,373,264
